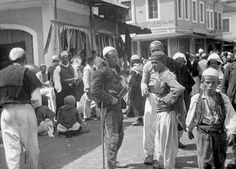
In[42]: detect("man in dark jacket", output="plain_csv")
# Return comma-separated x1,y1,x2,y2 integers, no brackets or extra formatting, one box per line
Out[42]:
92,46,126,169
221,49,236,169
0,47,42,169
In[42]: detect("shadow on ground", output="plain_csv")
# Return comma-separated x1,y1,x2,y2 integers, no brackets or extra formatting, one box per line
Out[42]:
176,155,198,169
127,163,153,169
38,119,133,169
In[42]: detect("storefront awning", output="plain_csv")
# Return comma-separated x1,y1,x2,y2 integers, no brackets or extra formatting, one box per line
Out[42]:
133,32,186,41
118,22,151,35
215,37,236,44
90,0,128,9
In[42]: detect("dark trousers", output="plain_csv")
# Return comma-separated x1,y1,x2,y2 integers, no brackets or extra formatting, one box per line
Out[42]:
197,128,227,169
104,103,124,169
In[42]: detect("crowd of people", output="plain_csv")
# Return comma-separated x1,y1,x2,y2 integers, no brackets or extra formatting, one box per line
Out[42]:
1,42,236,169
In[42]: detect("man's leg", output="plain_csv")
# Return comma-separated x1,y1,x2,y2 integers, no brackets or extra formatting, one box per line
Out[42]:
21,105,39,169
143,94,157,165
1,108,22,169
196,129,214,169
212,131,227,169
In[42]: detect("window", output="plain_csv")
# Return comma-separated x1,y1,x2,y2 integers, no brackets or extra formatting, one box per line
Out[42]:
121,1,132,22
214,11,218,29
192,0,197,22
207,10,210,29
199,2,205,23
147,0,159,20
218,13,222,30
207,9,214,30
177,0,183,19
184,0,189,20
210,10,214,29
223,18,230,32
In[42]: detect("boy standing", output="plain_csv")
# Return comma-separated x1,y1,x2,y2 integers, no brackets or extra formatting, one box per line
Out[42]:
186,67,236,169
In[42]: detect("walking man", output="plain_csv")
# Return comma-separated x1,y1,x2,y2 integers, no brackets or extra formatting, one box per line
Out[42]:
92,46,126,169
0,47,42,169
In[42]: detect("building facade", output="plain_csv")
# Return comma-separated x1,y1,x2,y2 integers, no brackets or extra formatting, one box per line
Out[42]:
120,0,224,58
221,0,236,51
0,0,135,68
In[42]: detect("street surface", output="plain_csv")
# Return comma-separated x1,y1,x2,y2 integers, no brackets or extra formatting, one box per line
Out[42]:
0,117,233,169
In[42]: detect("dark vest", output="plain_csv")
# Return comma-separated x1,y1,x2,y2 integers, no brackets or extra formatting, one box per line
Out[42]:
60,65,74,89
195,92,226,131
0,65,29,105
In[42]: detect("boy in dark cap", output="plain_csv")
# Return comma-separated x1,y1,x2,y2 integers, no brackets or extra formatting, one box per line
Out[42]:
57,95,88,137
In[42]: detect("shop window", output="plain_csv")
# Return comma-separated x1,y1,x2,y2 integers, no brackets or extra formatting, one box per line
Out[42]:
95,33,116,57
146,0,160,20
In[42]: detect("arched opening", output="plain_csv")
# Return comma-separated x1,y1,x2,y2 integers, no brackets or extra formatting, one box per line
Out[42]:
0,29,33,70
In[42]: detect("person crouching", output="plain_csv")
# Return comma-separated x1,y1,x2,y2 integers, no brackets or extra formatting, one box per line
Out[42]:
57,95,88,137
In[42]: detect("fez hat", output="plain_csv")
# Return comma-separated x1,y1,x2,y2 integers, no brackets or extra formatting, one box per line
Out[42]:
9,47,26,61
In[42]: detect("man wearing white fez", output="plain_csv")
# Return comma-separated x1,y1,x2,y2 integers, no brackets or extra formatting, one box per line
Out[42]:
91,46,127,169
53,50,78,114
141,41,195,165
0,47,42,169
186,67,236,169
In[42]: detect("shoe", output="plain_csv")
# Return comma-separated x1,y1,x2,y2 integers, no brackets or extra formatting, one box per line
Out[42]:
144,155,153,165
132,118,143,126
178,142,185,149
115,161,128,168
153,162,164,169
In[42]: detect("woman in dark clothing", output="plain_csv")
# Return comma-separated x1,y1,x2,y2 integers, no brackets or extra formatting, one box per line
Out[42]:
126,55,146,126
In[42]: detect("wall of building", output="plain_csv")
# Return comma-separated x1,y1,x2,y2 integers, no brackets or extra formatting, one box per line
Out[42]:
223,12,236,42
0,7,43,65
134,0,176,33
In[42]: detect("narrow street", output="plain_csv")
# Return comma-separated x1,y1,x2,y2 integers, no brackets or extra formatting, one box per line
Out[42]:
0,117,233,169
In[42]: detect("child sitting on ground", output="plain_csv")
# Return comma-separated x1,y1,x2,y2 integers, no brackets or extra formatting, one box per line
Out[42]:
57,95,89,137
186,67,236,169
35,95,55,137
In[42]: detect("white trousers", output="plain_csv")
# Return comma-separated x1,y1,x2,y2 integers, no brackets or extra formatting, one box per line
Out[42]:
1,104,39,169
155,110,178,169
143,93,157,156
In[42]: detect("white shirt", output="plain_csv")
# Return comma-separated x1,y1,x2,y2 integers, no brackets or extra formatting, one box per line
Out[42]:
186,93,236,135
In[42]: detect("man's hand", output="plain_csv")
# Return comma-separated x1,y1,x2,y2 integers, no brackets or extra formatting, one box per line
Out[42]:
187,131,194,140
142,89,150,97
111,97,119,105
227,134,235,146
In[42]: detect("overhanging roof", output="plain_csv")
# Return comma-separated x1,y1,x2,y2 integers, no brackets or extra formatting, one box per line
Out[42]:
118,22,151,35
90,0,128,9
133,32,186,41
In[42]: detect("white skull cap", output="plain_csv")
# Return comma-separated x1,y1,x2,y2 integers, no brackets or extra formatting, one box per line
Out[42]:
130,55,141,61
9,47,26,61
198,48,204,54
172,52,187,62
52,55,59,61
202,67,219,78
60,51,68,57
207,53,222,64
103,46,116,57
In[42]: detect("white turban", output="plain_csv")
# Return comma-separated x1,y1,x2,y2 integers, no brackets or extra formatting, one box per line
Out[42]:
207,53,222,64
172,52,187,63
130,55,141,61
9,47,26,61
52,55,59,61
202,67,219,78
60,51,68,57
103,46,115,57
198,48,204,54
